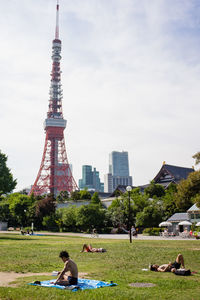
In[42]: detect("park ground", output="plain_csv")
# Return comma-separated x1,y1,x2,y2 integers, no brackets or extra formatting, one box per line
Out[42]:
0,232,200,299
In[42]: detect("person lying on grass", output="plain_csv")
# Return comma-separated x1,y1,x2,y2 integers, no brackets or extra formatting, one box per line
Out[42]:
52,251,78,286
150,253,185,273
81,244,106,253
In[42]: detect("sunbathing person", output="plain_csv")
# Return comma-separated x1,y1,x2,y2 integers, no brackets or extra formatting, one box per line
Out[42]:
81,244,106,253
54,251,78,286
150,253,185,273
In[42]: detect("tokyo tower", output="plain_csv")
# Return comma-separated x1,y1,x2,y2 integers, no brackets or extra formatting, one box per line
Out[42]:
30,0,78,196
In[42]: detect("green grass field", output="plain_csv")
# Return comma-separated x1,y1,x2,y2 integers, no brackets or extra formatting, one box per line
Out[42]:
0,233,200,299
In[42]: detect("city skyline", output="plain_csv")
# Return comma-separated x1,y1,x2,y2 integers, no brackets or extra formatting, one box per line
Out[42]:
0,0,199,192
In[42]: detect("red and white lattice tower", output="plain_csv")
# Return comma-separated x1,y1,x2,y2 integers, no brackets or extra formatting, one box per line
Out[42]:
30,0,78,196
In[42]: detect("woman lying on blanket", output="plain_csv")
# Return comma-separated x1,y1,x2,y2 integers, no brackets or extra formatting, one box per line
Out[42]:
150,253,185,273
81,244,106,253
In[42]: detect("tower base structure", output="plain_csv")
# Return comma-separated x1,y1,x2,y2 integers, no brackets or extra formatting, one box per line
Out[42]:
30,123,78,197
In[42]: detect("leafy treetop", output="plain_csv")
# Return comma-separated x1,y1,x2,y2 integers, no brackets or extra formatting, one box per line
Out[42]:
144,181,165,198
193,152,200,166
0,150,17,196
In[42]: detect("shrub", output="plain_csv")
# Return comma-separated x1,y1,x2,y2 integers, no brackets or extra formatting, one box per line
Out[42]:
143,227,162,236
42,214,58,232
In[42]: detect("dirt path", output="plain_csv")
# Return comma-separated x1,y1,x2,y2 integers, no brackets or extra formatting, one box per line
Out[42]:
0,272,88,287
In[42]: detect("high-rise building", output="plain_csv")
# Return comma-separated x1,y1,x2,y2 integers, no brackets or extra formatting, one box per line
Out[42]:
104,151,132,193
109,151,129,176
104,173,113,194
79,165,104,192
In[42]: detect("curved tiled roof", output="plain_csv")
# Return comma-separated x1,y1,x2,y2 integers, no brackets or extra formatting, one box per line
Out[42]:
164,164,194,181
154,164,194,184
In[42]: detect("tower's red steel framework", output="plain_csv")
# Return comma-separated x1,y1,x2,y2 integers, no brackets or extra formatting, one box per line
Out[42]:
30,0,78,196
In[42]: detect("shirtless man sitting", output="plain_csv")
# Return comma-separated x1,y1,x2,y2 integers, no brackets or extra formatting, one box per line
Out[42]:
54,251,78,286
150,253,185,273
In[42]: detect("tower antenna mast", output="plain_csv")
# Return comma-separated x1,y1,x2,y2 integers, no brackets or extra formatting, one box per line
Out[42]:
55,0,59,39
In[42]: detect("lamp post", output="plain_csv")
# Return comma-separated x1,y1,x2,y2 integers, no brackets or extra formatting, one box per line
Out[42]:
126,185,132,243
24,209,27,228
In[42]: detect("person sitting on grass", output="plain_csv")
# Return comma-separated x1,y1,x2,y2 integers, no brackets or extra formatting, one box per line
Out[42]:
81,244,106,253
53,251,78,286
150,253,185,273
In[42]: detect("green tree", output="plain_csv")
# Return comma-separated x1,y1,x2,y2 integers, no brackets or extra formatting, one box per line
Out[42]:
174,170,200,210
112,189,122,198
193,152,200,166
144,181,165,198
108,188,149,228
57,206,78,232
42,214,58,232
136,199,163,228
193,194,200,209
79,189,91,200
56,191,69,203
0,199,12,223
76,204,106,232
108,197,122,210
130,188,149,214
162,183,178,219
35,194,56,227
107,199,125,227
8,193,34,227
70,190,80,201
90,192,101,205
0,150,17,196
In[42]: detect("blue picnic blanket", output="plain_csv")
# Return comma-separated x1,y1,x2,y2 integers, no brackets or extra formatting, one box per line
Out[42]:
32,233,44,236
29,278,117,291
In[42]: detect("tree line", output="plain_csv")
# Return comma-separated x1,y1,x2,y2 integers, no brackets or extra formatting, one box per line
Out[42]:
0,149,200,232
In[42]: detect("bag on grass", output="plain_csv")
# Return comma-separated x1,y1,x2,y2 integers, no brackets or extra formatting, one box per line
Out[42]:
174,269,191,276
99,248,106,252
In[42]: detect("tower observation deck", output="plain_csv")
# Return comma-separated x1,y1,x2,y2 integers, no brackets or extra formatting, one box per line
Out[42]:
30,0,78,196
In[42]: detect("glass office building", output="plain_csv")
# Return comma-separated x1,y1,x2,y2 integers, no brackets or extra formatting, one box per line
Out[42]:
79,165,104,192
105,151,132,193
109,151,129,176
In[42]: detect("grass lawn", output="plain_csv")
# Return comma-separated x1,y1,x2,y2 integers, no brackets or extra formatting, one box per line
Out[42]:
0,233,200,299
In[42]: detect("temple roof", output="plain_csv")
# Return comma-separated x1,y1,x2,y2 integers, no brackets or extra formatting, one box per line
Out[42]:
153,164,194,187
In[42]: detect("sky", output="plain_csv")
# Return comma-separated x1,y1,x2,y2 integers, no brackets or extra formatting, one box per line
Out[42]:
0,0,200,192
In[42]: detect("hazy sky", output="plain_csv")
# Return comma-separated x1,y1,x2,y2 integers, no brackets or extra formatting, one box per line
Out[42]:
1,0,200,191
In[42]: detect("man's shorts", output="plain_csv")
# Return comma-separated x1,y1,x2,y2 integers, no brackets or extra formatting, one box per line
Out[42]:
68,276,78,285
171,261,181,269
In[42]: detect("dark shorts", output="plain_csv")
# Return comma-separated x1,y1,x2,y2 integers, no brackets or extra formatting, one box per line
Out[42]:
171,261,181,269
68,276,78,285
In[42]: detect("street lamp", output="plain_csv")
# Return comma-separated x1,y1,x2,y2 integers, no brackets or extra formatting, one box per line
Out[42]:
126,185,132,243
24,209,27,228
